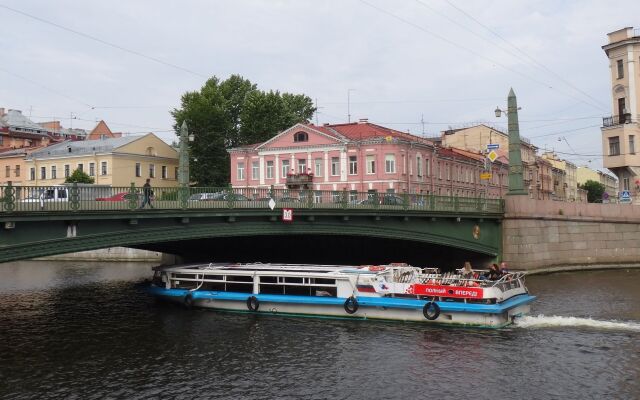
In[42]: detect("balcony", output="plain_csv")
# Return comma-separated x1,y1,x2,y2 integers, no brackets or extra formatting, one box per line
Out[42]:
603,113,632,127
286,172,314,188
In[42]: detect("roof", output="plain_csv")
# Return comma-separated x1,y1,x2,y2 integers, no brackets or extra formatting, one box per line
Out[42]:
27,135,143,159
0,109,52,136
320,122,433,144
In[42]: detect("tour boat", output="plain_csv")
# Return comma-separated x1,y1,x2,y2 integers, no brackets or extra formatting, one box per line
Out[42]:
147,262,536,328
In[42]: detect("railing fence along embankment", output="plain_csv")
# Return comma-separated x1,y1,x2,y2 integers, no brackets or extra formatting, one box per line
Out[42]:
0,183,504,214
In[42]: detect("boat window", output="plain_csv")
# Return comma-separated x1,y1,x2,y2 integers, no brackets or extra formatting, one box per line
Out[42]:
227,275,253,282
260,276,277,283
313,278,336,285
285,277,303,284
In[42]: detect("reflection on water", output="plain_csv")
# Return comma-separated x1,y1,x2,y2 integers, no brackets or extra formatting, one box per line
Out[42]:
0,262,639,400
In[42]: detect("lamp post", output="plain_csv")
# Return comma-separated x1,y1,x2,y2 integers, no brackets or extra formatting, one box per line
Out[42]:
495,88,527,196
178,121,194,207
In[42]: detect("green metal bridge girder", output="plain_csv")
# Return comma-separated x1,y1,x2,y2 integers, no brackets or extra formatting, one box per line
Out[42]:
0,209,502,263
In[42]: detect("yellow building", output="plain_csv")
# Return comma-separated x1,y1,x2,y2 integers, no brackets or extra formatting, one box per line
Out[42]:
25,133,179,187
577,166,619,197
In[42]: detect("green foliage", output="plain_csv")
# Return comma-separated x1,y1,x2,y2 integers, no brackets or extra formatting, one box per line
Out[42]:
172,75,316,186
579,179,605,203
64,169,95,184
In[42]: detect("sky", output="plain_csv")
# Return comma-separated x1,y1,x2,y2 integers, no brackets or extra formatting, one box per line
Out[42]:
1,0,639,171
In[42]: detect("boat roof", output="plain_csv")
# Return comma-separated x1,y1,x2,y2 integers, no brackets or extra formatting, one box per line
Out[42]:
154,262,417,274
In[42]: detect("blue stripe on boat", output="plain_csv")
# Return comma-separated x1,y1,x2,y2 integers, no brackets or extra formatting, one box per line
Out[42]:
146,286,536,314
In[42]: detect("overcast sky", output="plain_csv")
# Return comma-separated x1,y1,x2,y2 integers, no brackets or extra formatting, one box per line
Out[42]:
2,0,639,170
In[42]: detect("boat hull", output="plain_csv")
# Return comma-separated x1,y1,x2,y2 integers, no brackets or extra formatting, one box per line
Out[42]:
147,286,536,328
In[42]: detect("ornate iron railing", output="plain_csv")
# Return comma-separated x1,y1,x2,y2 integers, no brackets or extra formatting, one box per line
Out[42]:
603,113,632,127
0,183,504,214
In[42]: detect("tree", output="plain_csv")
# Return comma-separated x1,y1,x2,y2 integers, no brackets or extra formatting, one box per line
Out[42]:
171,75,315,186
579,179,605,203
64,168,94,184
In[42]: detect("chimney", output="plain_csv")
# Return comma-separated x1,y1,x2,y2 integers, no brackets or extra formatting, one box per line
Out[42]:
358,118,368,124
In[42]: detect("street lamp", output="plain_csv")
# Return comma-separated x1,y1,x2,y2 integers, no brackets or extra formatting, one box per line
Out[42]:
178,121,193,207
495,88,528,196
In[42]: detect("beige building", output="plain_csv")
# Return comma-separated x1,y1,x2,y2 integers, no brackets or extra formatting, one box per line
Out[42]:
541,152,579,201
25,133,179,187
601,27,640,198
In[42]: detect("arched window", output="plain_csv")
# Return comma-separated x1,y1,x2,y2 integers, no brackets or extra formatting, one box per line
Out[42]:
293,131,308,142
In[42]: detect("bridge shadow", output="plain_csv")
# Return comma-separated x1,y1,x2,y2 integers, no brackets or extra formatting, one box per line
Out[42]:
137,235,494,270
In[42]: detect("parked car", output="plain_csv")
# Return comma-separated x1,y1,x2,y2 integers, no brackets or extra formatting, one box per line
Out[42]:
356,195,405,206
188,192,219,201
209,192,250,201
20,187,68,203
96,192,138,202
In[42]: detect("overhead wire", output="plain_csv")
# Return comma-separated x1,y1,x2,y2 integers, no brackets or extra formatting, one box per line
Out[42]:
360,0,606,112
0,4,208,79
441,0,608,111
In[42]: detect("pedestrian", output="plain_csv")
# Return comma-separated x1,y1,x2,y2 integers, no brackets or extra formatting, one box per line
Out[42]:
140,179,154,209
499,261,509,276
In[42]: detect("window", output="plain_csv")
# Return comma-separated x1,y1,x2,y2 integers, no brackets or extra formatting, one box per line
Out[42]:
609,136,620,156
426,159,430,176
89,162,95,177
331,157,340,176
365,155,375,174
162,165,168,179
281,160,289,178
149,164,155,178
15,165,20,177
252,161,259,180
293,131,308,142
5,166,9,178
349,156,357,175
630,135,635,154
175,167,178,180
101,162,107,176
266,161,274,179
237,162,245,180
385,154,395,173
314,158,323,177
135,163,141,177
64,165,70,178
51,166,57,179
40,166,46,180
30,168,35,181
623,177,630,191
297,159,306,174
349,190,358,203
77,163,83,173
438,162,442,179
417,156,422,177
617,59,624,79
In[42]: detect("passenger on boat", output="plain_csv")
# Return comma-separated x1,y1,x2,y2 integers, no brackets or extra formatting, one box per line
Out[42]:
485,263,501,281
460,262,480,287
499,262,509,276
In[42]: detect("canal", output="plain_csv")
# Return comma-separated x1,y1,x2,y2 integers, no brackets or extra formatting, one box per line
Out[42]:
1,261,638,399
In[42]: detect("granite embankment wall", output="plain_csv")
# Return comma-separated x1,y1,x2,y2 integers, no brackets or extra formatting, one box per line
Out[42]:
503,197,640,271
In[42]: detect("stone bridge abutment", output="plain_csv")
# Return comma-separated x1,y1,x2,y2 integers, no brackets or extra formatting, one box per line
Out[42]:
503,197,640,271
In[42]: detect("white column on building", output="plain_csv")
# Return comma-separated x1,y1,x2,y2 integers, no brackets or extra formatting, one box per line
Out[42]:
340,149,347,182
628,44,637,118
259,155,265,185
324,151,329,183
290,154,295,174
274,155,280,185
307,152,312,174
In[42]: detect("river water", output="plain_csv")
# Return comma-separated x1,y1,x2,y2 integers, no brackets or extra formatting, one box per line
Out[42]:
0,261,639,400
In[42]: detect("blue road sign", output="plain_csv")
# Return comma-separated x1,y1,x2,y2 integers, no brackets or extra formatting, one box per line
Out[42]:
620,190,631,199
487,143,499,150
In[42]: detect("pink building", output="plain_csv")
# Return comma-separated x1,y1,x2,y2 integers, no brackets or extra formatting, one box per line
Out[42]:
228,121,508,198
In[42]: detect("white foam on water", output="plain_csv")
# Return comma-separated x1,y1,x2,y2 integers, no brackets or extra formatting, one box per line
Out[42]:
514,314,640,332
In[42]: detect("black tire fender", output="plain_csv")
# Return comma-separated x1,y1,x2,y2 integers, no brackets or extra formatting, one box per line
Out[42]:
247,296,260,312
184,293,194,309
344,296,359,314
423,301,440,320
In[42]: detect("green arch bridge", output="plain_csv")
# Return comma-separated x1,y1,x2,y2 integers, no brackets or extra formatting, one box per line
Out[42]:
0,184,504,266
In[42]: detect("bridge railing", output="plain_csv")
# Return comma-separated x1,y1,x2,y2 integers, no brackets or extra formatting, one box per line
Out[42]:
0,184,504,214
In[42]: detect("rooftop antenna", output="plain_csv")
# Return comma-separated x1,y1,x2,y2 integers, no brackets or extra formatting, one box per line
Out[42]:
421,114,425,136
347,89,355,123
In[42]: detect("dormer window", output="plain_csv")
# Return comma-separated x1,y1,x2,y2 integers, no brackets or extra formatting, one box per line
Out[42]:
293,131,308,142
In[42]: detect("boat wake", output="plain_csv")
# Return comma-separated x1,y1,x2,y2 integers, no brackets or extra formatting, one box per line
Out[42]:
514,315,640,332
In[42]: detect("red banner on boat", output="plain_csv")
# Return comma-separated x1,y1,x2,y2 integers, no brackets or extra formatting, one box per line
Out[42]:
410,284,484,299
